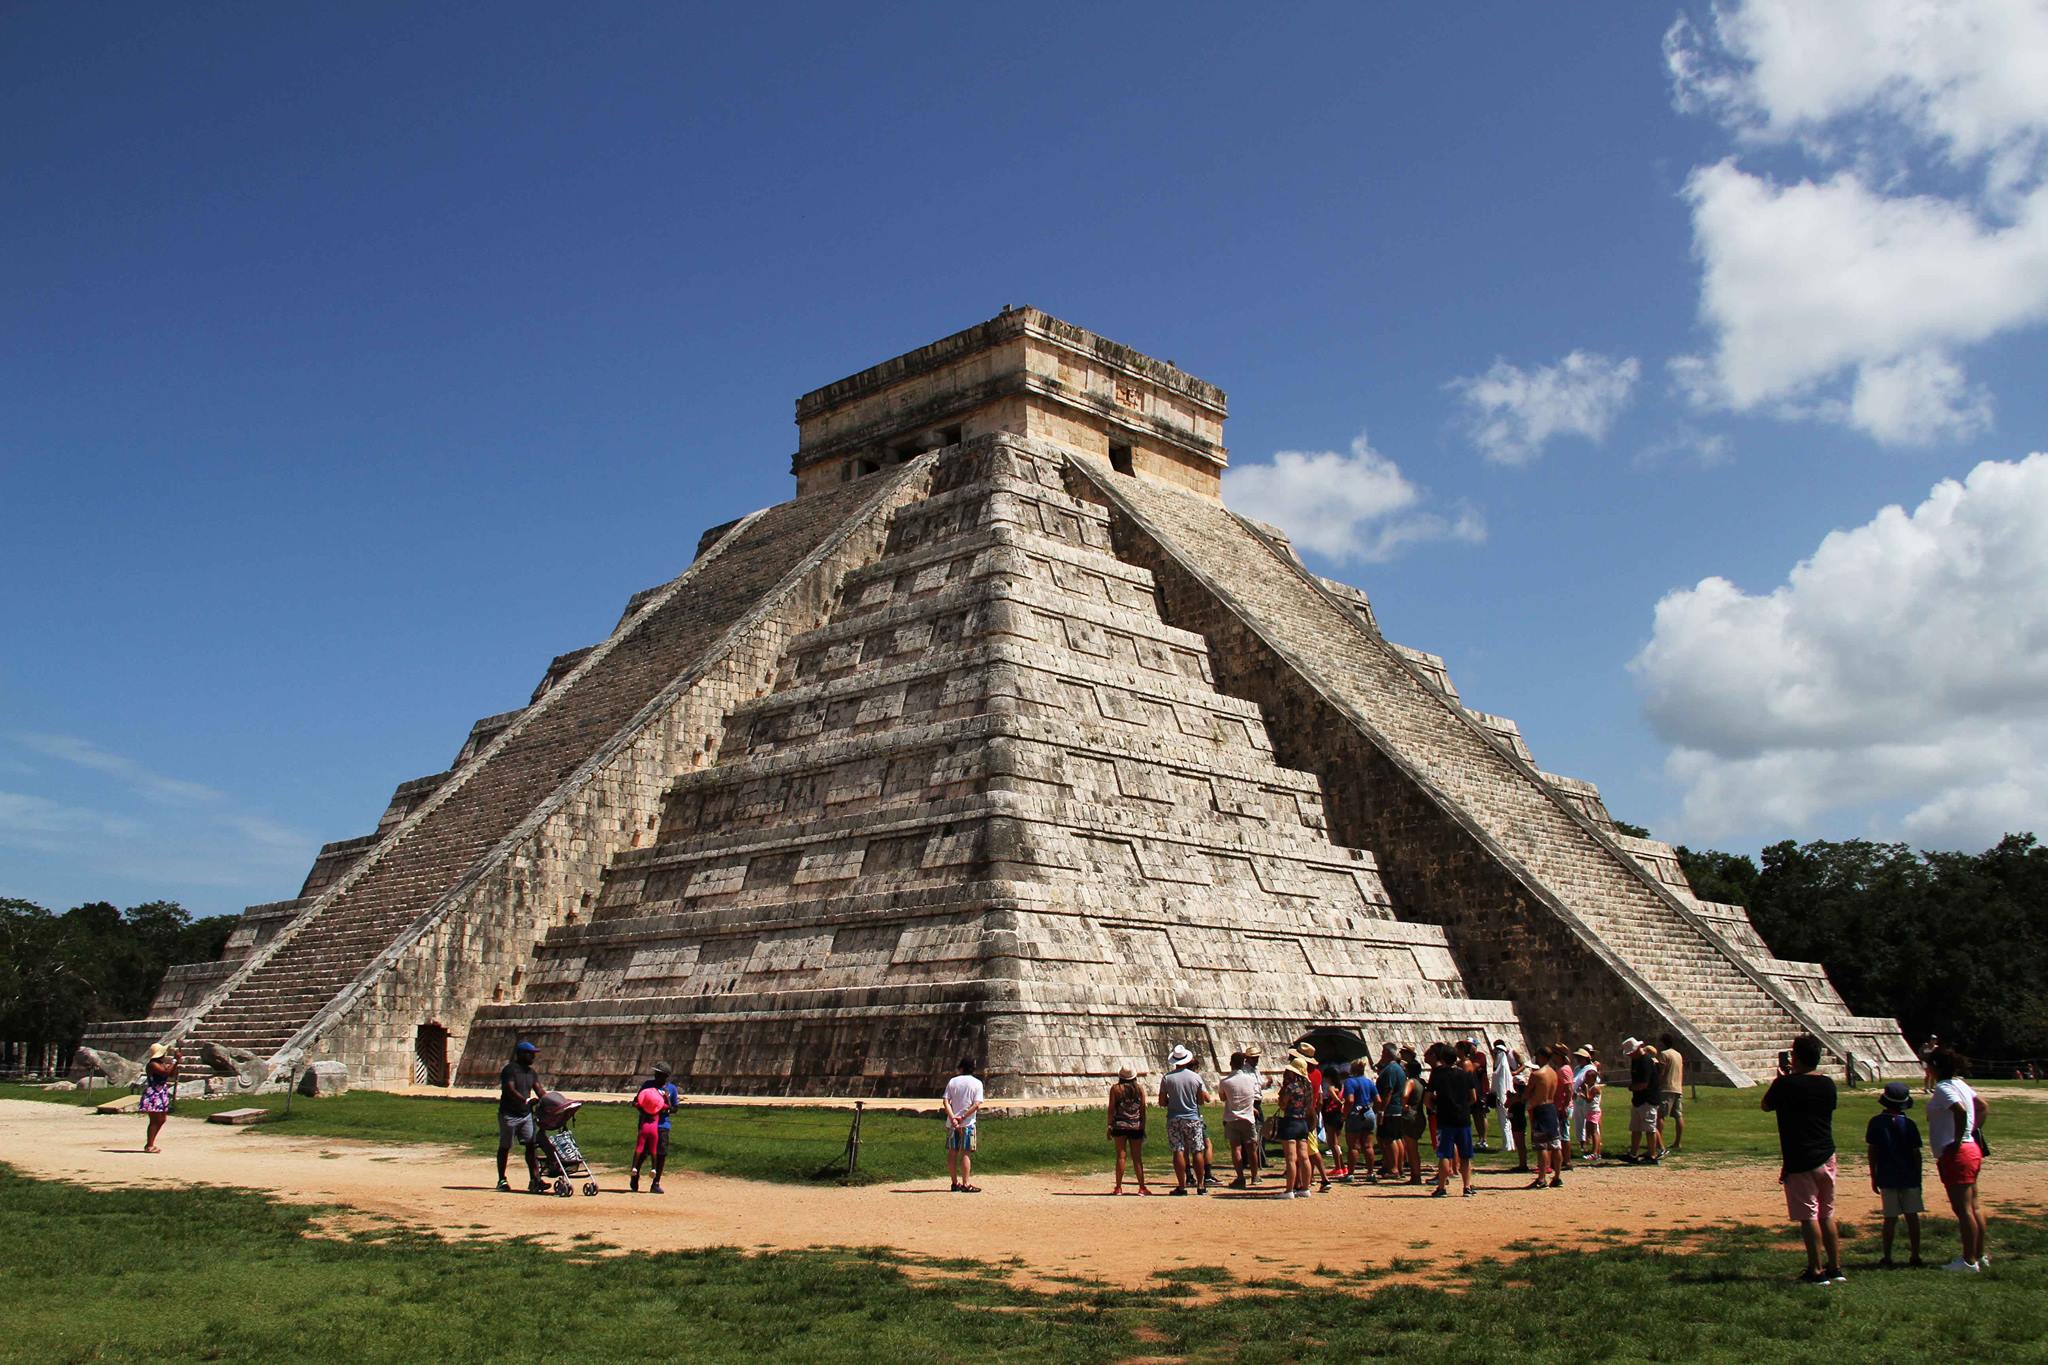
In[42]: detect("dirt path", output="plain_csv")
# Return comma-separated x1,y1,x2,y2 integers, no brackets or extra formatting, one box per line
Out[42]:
6,1099,2044,1291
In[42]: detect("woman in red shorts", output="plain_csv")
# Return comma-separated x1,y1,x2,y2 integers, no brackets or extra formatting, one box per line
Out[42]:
1927,1048,1989,1271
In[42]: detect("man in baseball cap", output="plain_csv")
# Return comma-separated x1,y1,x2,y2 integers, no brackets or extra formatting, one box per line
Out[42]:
497,1040,550,1193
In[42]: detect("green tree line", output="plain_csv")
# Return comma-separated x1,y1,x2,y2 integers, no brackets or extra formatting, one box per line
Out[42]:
0,898,234,1065
1674,833,2048,1065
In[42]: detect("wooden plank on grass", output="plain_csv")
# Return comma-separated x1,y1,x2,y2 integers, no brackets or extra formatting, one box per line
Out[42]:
96,1095,141,1114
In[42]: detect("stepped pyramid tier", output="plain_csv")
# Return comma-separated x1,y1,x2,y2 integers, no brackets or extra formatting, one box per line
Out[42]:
95,307,1911,1091
1070,458,1914,1083
461,436,1521,1095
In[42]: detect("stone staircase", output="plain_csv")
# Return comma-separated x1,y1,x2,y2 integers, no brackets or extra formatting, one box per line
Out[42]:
165,472,917,1072
1076,457,1904,1084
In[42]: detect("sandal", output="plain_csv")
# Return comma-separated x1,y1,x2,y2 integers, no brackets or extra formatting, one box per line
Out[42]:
958,1184,982,1194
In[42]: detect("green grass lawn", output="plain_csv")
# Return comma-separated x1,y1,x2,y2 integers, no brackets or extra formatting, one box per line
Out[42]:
9,1079,2045,1186
2,1160,2041,1364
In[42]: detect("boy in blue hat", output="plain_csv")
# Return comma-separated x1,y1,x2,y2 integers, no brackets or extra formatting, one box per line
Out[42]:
1866,1081,1924,1268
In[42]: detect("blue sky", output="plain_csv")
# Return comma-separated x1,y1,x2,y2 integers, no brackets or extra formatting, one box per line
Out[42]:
5,3,2045,917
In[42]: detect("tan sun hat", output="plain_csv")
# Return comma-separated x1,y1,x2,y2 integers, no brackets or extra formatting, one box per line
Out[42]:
1117,1065,1135,1082
147,1043,167,1060
1296,1042,1317,1060
1286,1056,1311,1079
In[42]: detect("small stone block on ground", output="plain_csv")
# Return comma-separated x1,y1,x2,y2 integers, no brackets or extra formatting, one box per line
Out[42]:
96,1094,141,1114
206,1107,273,1126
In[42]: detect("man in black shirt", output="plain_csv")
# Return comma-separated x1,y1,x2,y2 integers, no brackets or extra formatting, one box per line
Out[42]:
496,1040,550,1193
1625,1037,1663,1164
1427,1044,1478,1198
1762,1033,1842,1283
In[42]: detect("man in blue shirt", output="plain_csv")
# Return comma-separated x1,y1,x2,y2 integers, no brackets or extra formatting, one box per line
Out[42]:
1341,1060,1380,1182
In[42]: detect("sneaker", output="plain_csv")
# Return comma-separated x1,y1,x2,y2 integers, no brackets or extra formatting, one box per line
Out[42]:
1978,1253,1991,1267
629,1173,639,1193
528,1181,548,1195
1431,1187,1447,1198
1549,1175,1564,1188
1527,1177,1547,1190
1794,1270,1829,1284
1826,1267,1847,1283
1229,1176,1247,1189
1943,1257,1979,1273
1169,1186,1188,1196
1194,1183,1207,1196
649,1181,664,1195
1462,1188,1476,1198
496,1178,510,1193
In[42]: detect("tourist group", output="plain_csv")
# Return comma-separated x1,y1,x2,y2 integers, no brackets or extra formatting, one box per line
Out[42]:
1078,1033,1683,1202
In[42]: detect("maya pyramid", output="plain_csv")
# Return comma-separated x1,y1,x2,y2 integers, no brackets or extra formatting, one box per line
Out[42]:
90,309,1914,1096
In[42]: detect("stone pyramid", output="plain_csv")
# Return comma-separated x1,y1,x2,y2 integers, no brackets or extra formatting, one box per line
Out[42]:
93,307,1912,1094
458,436,1520,1094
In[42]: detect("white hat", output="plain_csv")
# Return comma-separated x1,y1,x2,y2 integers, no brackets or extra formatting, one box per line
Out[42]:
1166,1044,1194,1068
1491,1037,1509,1051
1622,1036,1644,1052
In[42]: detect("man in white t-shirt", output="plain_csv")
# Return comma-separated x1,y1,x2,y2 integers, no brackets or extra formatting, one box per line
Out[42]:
943,1055,986,1193
1217,1052,1266,1188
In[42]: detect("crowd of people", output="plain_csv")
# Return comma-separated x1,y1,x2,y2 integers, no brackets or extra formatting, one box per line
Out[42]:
476,1031,1996,1280
1069,1033,1695,1200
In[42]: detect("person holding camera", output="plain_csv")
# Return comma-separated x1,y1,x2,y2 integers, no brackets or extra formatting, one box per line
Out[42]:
1762,1034,1842,1284
139,1043,179,1153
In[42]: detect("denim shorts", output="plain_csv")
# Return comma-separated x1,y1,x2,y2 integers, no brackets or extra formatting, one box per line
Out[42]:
1434,1124,1474,1162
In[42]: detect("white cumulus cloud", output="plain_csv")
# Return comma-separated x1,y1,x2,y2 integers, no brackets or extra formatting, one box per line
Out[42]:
1666,1,2048,446
1668,1,2048,184
1222,432,1484,564
1449,351,1641,466
1631,452,2048,848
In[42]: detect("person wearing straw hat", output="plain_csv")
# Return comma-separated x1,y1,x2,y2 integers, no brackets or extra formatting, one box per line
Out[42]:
1106,1064,1152,1195
1571,1046,1603,1163
139,1043,179,1153
1274,1053,1317,1197
1296,1042,1331,1193
1157,1044,1214,1195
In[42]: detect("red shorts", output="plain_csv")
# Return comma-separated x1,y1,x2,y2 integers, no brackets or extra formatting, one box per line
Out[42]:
1938,1141,1982,1187
1783,1153,1837,1223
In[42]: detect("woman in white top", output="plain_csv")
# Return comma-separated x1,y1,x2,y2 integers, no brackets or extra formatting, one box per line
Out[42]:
1926,1048,1988,1271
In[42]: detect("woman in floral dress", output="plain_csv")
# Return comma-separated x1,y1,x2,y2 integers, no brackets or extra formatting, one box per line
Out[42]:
140,1043,178,1152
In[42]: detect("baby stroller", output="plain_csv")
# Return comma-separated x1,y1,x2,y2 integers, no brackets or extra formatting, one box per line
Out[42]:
533,1092,600,1197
